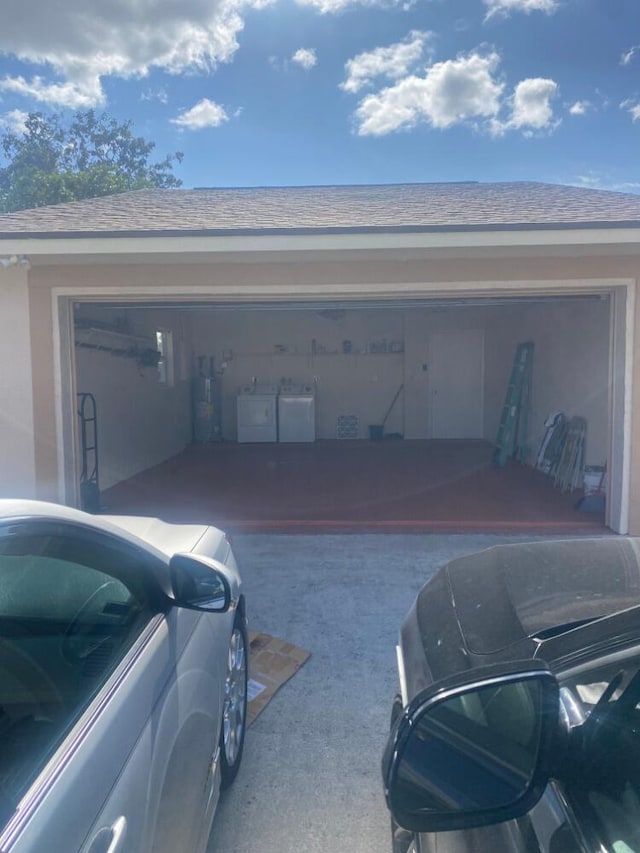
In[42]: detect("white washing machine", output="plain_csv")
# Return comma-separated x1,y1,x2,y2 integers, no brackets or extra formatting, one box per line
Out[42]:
278,383,316,443
236,384,279,443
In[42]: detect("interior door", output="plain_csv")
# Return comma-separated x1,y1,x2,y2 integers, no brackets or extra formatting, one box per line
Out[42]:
429,330,484,439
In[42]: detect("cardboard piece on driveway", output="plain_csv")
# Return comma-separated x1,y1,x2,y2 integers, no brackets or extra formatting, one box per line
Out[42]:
247,631,311,727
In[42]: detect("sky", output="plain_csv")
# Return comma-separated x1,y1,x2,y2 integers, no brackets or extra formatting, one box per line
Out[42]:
0,0,638,192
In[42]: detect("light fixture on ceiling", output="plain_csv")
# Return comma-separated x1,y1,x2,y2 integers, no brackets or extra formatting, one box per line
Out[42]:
0,255,31,271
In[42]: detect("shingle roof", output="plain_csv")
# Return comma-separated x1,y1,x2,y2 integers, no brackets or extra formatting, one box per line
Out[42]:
1,181,640,239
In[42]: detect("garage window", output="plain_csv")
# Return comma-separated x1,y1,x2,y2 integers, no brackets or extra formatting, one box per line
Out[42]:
155,329,173,386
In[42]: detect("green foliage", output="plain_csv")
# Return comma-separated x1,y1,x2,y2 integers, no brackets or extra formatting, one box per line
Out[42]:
0,111,183,212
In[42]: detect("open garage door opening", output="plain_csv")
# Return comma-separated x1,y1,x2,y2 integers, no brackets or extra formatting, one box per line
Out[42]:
65,291,625,533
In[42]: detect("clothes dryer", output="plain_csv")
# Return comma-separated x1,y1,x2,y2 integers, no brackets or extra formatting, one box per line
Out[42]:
278,383,316,442
236,384,279,442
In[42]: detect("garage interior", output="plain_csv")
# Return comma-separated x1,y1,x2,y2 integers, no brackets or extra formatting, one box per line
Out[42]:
71,294,612,532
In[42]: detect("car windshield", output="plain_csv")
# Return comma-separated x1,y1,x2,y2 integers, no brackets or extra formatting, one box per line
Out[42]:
560,652,640,852
0,532,148,829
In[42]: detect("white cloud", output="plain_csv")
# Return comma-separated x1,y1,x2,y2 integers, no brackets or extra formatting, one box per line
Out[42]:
614,182,640,193
355,51,504,135
140,88,169,104
0,75,103,108
291,48,317,70
341,30,432,94
509,77,558,129
483,0,558,20
349,48,559,138
0,109,29,134
621,46,639,66
295,0,400,14
575,173,601,188
573,173,640,194
0,0,268,108
492,77,559,135
621,100,640,122
569,99,589,116
171,98,229,130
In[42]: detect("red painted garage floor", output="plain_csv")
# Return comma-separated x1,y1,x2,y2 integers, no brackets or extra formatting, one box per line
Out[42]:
100,440,607,534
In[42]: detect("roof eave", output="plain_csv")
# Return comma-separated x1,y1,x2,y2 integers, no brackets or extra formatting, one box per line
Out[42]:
1,223,640,262
2,219,640,241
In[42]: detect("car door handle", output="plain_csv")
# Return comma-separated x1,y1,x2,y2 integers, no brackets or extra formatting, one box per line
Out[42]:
85,816,127,853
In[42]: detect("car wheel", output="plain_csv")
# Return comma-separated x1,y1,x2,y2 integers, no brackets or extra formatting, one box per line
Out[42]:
220,617,248,788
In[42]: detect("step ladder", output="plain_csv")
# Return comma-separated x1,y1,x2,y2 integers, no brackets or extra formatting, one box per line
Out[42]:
493,342,534,467
78,392,101,512
553,416,587,492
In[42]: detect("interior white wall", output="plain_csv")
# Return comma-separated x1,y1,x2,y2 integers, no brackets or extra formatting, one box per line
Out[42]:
509,298,610,466
186,299,610,465
187,308,407,439
74,306,191,490
0,269,36,497
187,304,517,442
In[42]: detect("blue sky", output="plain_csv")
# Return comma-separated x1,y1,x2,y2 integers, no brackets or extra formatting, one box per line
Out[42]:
0,0,639,191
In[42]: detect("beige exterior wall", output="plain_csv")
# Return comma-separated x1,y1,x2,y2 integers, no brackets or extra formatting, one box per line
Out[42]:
28,285,58,500
20,250,640,529
0,266,36,497
631,286,640,532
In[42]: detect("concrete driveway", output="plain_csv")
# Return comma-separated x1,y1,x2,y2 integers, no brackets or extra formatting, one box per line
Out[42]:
207,533,545,853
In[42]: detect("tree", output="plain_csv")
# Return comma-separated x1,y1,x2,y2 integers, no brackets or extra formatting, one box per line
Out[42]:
0,111,183,212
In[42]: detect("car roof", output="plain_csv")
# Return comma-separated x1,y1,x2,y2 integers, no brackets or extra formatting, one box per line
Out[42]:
0,500,222,561
0,499,169,560
445,538,640,655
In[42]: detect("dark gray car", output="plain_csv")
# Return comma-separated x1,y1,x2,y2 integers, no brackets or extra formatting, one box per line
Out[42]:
383,537,640,853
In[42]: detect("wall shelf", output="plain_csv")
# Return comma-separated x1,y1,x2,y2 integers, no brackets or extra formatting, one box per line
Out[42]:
232,350,404,358
75,326,155,348
74,326,159,366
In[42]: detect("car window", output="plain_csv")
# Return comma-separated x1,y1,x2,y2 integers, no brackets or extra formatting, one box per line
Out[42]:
0,527,153,830
559,653,640,853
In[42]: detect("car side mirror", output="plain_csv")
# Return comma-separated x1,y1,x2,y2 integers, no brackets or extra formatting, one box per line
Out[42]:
382,662,560,834
169,553,232,612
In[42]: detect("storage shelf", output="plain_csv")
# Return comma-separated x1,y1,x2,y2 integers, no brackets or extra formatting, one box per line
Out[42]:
75,326,155,347
233,350,404,357
74,326,159,366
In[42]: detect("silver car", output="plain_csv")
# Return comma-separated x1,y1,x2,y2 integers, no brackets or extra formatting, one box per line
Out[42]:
0,500,247,853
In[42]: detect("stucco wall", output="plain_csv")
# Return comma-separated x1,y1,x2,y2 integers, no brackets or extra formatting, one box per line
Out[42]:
0,267,36,496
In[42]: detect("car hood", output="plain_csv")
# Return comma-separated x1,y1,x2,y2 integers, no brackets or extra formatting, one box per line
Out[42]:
446,537,640,655
102,515,215,558
400,537,640,702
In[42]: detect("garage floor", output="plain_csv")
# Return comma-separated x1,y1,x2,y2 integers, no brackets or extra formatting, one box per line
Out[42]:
101,440,605,533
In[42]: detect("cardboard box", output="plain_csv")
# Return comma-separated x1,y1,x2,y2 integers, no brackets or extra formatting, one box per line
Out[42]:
247,632,311,726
